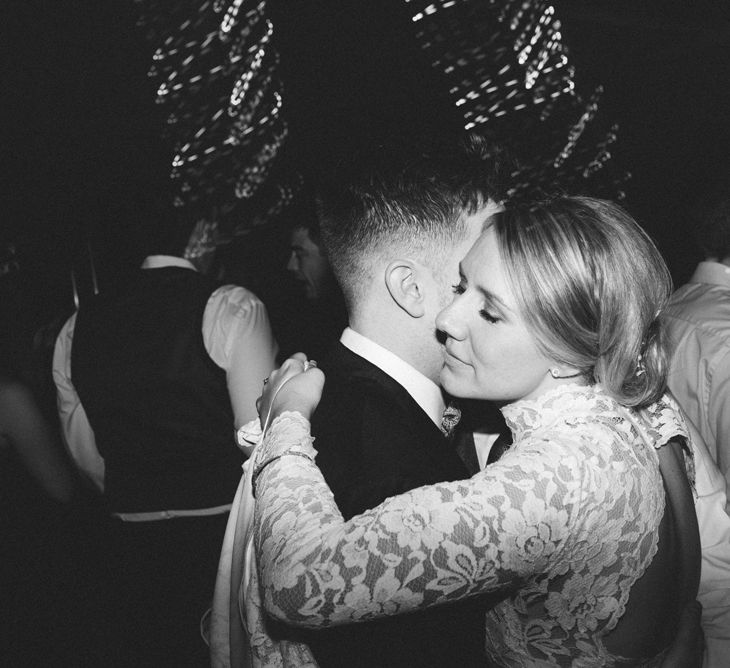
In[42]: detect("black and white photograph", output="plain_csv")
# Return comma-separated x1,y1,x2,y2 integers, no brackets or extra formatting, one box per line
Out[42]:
3,2,729,666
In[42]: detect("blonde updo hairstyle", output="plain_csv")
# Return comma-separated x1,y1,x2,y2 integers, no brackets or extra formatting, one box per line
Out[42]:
493,196,672,408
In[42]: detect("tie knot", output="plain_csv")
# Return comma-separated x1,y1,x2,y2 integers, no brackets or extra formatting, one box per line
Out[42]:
440,404,462,436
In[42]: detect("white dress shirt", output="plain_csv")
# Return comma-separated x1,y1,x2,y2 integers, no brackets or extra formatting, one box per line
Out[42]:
664,261,730,503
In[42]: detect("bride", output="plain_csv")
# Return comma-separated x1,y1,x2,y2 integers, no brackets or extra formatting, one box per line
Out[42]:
249,196,702,666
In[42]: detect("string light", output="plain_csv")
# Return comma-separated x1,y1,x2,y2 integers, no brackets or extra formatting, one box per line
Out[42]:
133,0,302,238
134,0,628,249
405,0,628,201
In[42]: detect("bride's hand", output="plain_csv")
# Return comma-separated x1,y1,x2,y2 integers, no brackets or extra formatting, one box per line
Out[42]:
258,353,325,431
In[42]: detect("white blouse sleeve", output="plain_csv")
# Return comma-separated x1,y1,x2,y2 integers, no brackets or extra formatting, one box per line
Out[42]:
52,312,105,491
202,285,279,428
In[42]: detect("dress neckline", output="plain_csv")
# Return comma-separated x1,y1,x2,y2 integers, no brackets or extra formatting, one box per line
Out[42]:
500,383,619,441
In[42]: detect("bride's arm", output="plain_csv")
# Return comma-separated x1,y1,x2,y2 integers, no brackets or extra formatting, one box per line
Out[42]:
252,409,583,629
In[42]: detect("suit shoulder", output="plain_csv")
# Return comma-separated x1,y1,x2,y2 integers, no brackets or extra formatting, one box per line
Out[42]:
317,372,409,422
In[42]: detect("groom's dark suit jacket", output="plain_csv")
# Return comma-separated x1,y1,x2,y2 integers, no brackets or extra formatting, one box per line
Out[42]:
294,342,486,667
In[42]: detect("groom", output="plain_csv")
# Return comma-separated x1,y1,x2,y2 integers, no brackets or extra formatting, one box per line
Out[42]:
292,136,506,667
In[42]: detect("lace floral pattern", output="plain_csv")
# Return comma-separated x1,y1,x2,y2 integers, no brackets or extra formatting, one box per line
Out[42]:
252,387,691,666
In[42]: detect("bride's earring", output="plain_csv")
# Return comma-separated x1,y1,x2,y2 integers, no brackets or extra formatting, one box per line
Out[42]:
549,368,582,379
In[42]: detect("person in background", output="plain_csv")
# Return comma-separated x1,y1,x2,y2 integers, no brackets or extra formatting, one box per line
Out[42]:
664,190,730,500
0,374,77,504
287,218,331,303
53,203,278,666
0,245,78,505
282,207,347,361
663,188,730,665
0,247,92,665
252,196,705,666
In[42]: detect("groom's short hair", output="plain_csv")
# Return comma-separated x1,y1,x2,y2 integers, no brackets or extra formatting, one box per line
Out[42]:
316,133,508,311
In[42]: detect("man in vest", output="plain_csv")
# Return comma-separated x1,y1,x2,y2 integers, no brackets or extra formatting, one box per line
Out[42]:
53,207,278,666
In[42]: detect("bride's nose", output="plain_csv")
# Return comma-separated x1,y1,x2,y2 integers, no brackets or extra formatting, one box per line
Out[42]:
436,302,465,340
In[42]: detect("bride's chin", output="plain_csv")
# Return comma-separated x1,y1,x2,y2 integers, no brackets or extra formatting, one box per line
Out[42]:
439,367,461,395
441,371,488,402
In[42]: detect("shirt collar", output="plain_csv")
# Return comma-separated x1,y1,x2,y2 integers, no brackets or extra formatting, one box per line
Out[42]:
141,255,197,271
340,327,446,426
689,261,730,289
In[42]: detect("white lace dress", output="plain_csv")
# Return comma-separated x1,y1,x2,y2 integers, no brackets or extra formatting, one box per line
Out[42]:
251,385,693,667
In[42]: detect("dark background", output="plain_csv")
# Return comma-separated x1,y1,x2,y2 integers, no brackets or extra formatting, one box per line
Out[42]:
3,1,730,321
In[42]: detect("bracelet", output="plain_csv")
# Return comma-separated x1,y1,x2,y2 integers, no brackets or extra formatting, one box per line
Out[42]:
252,450,314,498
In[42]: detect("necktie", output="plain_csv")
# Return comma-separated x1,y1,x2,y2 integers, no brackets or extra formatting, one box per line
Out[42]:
486,430,513,465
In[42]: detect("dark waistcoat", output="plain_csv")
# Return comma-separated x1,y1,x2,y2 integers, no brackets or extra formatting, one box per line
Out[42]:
71,267,242,513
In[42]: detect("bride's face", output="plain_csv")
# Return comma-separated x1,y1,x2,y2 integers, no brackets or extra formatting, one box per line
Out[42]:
436,227,559,404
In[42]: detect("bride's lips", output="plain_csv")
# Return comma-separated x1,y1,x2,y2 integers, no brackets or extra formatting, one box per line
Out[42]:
443,346,467,367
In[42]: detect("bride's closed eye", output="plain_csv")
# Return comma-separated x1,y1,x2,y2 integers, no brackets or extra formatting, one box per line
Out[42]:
451,282,500,323
479,308,500,324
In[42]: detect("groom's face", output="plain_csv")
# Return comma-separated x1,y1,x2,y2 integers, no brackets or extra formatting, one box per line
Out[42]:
418,201,502,382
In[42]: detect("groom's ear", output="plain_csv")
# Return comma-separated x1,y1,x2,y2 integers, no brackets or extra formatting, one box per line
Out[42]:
384,259,427,318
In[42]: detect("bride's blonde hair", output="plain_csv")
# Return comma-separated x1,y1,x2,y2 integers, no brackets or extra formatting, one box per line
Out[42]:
493,196,672,408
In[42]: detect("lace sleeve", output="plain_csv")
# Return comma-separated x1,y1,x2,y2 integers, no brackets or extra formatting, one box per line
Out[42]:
641,393,696,492
253,412,585,629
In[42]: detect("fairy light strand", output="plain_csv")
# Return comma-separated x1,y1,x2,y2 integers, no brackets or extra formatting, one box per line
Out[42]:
405,0,628,201
133,0,301,240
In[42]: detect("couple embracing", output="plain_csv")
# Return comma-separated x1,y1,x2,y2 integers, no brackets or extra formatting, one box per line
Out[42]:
214,135,726,667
